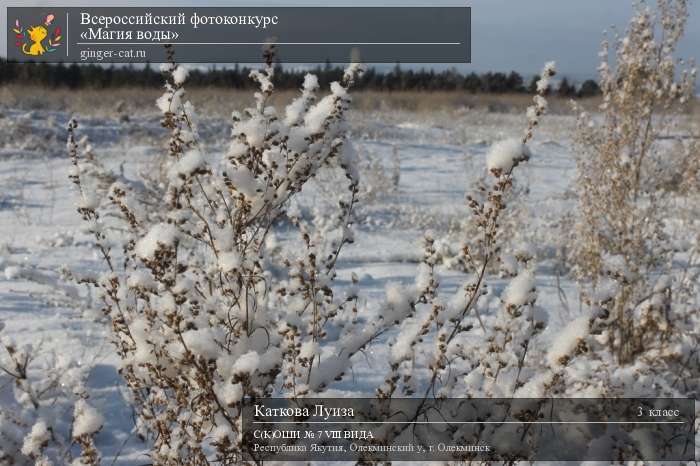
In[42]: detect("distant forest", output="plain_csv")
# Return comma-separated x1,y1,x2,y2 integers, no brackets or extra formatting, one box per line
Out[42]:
0,60,601,97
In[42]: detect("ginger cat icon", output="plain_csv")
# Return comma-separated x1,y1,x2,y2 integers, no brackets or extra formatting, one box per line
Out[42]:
23,25,48,55
13,14,62,57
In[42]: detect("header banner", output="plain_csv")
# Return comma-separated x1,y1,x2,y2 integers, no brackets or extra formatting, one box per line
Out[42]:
6,7,471,63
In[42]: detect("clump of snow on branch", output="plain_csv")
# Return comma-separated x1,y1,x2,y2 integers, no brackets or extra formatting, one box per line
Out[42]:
486,138,532,174
72,400,104,438
171,65,189,86
21,420,51,458
502,268,536,307
134,222,179,260
547,316,590,367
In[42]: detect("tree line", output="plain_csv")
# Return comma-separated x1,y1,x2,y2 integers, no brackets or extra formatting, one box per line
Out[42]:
0,60,601,97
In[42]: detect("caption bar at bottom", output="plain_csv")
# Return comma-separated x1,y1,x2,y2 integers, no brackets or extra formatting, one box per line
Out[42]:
241,398,695,461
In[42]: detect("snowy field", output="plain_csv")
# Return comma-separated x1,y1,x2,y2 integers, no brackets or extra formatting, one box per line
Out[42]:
0,98,695,463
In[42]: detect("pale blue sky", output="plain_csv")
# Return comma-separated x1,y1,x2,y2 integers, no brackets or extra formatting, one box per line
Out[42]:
2,1,699,79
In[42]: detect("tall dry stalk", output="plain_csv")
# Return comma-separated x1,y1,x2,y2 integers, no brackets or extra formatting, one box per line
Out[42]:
571,0,696,363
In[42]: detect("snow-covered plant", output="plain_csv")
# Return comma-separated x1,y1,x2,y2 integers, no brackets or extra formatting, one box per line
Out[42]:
367,64,575,455
0,323,102,465
71,399,104,465
68,48,368,463
308,143,400,216
443,166,533,275
71,134,118,201
356,147,398,203
678,137,699,194
391,144,401,189
570,0,697,363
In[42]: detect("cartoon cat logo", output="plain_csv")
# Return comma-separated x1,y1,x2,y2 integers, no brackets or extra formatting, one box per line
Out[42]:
13,14,62,56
